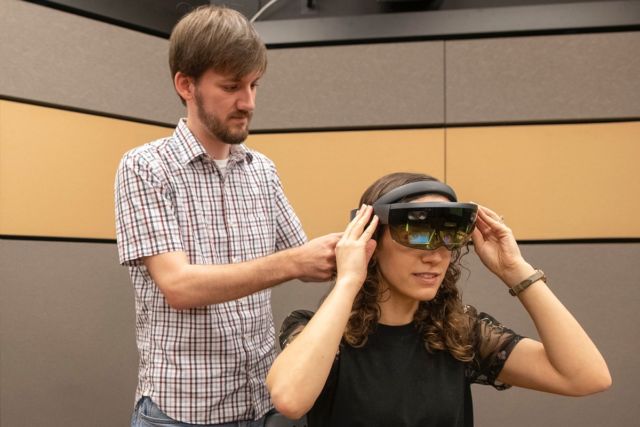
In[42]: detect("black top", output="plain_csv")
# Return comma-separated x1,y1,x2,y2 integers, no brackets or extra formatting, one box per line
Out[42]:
279,307,523,427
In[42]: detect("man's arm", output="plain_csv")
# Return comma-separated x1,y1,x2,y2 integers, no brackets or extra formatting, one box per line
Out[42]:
144,233,341,310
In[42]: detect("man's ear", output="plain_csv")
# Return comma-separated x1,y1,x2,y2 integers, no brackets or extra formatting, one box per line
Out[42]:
174,72,194,102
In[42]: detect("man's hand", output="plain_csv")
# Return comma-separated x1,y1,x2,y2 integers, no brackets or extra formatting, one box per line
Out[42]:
293,233,342,282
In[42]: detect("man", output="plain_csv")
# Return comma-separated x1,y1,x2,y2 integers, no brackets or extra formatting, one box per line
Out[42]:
115,6,339,426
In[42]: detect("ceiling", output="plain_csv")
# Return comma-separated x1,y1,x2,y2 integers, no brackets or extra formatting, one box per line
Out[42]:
24,0,640,43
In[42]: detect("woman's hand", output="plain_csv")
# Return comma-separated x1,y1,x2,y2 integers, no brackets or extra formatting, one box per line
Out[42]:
471,205,534,287
335,204,379,287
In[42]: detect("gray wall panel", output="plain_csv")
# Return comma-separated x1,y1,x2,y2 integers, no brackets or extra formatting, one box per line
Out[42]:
2,239,635,426
0,0,183,124
0,240,137,427
271,279,331,348
253,42,445,130
446,32,640,124
458,242,639,426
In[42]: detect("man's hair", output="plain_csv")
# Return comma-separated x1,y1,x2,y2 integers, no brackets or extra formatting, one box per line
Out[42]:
169,5,267,97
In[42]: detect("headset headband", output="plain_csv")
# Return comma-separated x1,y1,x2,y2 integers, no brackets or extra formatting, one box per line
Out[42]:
373,181,458,223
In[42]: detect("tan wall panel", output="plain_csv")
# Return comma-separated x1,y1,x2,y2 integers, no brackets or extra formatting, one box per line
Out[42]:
0,101,172,238
446,122,640,239
246,129,445,238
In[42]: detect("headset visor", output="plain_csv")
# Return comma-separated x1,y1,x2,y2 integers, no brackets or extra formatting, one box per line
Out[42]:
383,202,477,250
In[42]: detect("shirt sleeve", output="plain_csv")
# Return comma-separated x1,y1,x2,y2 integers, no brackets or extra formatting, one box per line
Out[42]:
269,166,307,251
114,149,184,266
465,305,524,390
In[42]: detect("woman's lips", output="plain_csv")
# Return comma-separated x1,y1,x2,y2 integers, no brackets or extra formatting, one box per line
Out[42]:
412,272,440,285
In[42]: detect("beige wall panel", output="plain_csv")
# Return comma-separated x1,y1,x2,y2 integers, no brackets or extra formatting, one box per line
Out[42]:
0,0,183,124
0,100,173,238
446,122,640,239
446,32,640,123
246,129,445,237
0,239,137,427
253,42,444,130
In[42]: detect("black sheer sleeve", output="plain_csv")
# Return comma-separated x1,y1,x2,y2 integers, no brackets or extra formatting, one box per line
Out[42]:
278,309,315,349
465,305,524,390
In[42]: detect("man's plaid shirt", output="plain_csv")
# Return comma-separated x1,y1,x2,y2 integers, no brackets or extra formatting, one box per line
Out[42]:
115,119,306,424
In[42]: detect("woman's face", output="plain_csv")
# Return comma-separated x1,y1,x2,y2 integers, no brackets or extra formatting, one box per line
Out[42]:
375,194,452,305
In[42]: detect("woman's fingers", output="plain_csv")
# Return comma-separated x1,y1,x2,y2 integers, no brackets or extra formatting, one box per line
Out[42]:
473,213,495,240
475,206,511,238
360,213,379,241
343,204,374,239
478,205,506,227
342,204,364,238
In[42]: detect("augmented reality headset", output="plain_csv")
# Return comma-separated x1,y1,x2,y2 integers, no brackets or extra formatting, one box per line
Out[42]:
351,181,477,250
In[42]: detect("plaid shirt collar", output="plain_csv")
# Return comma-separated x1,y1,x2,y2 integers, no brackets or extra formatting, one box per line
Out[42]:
173,118,253,167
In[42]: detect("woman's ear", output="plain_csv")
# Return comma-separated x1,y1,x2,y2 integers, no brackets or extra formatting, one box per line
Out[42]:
174,72,195,103
366,240,378,263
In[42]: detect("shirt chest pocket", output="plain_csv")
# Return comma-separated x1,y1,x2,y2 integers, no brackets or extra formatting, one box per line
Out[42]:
235,186,276,256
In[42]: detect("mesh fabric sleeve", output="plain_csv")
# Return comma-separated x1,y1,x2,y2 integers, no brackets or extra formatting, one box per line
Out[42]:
465,305,524,390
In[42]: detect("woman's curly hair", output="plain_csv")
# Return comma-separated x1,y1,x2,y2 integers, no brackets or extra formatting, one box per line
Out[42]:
343,172,474,362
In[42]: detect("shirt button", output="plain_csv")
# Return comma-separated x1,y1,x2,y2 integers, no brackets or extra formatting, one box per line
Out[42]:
232,256,240,263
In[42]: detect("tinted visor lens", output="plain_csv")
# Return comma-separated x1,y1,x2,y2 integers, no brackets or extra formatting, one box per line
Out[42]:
387,203,477,250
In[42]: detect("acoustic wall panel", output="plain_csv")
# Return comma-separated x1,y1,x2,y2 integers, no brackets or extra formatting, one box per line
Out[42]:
0,100,173,238
271,278,332,351
0,0,182,125
246,129,445,237
0,239,138,427
446,32,640,124
458,242,640,427
446,121,640,239
252,42,445,130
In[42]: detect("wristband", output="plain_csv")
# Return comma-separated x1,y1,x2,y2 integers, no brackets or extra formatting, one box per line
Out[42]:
509,269,546,296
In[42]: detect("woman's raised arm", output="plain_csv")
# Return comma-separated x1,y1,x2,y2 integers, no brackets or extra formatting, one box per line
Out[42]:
472,205,611,396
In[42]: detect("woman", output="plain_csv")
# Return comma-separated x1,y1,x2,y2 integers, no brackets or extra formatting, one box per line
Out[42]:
267,172,610,426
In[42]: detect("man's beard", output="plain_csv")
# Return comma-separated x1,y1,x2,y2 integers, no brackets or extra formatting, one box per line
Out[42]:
194,90,252,145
